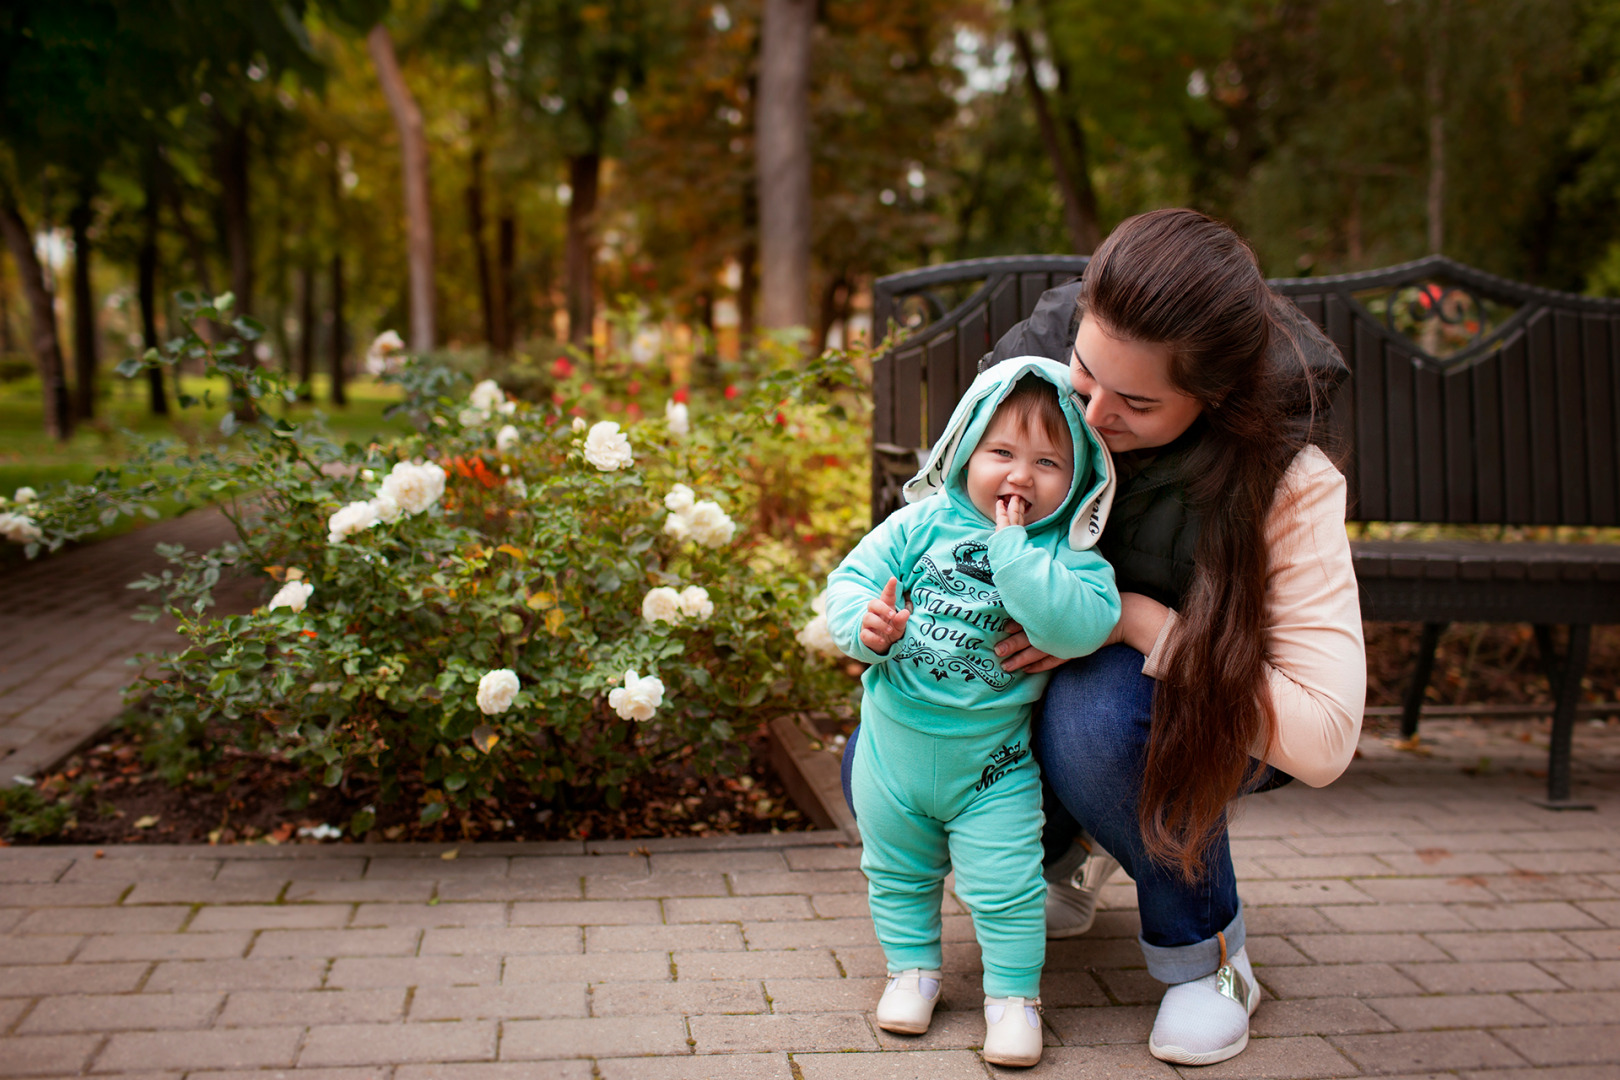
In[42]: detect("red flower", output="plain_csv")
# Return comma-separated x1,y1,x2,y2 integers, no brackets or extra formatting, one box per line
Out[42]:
605,399,622,413
552,390,566,406
674,386,689,404
724,384,739,400
775,411,787,425
300,629,318,639
627,379,642,396
581,382,595,394
626,402,643,420
551,356,575,378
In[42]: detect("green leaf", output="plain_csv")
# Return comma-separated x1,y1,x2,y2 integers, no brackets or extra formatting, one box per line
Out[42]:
443,773,468,792
116,358,145,378
594,569,622,593
322,763,343,787
419,801,447,825
219,412,238,437
349,807,376,836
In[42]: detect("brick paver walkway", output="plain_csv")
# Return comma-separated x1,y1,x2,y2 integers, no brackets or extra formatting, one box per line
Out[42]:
2,720,1615,1078
0,510,251,780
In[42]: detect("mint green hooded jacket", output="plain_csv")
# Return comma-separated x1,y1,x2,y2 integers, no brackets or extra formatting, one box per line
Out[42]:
826,357,1122,736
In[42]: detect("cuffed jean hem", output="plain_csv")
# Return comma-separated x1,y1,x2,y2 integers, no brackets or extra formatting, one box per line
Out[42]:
1138,901,1246,984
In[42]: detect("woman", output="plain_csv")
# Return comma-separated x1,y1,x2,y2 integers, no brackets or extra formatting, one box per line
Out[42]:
843,208,1365,1067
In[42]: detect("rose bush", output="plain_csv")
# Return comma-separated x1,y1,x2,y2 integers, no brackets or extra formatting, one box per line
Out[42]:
18,296,869,835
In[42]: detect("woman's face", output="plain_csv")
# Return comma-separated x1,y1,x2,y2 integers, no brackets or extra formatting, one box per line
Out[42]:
1069,314,1204,453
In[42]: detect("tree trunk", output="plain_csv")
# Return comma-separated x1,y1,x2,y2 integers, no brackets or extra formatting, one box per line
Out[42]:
737,238,757,352
329,251,347,406
69,195,98,421
466,146,496,348
0,252,13,354
494,210,515,353
1425,0,1447,255
297,256,316,398
0,193,73,440
138,162,168,415
214,110,253,314
1013,26,1096,255
565,152,600,349
368,23,436,353
755,0,814,330
815,271,849,353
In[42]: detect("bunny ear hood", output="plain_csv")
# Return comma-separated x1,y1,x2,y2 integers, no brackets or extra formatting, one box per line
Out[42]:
901,356,1116,551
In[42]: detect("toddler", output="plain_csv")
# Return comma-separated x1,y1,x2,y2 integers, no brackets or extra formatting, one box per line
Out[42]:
825,357,1120,1067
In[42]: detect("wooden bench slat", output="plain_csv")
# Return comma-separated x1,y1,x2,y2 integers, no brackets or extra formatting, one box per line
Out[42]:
1528,311,1562,523
1415,358,1447,520
1499,330,1535,523
1584,314,1617,525
1385,341,1419,520
926,329,958,448
1472,344,1506,522
1355,318,1388,520
1555,311,1590,522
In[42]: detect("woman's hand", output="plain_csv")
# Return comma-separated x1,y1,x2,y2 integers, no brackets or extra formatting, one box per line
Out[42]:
994,621,1065,674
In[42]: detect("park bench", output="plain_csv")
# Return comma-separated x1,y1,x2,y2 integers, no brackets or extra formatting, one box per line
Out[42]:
869,254,1620,808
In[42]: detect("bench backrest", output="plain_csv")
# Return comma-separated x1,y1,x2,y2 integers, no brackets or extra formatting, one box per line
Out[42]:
871,255,1620,528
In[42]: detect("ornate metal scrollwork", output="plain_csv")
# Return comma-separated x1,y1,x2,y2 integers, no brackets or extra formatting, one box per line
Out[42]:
1354,278,1518,363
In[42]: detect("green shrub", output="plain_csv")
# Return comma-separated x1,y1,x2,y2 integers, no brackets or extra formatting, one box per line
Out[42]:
14,293,871,832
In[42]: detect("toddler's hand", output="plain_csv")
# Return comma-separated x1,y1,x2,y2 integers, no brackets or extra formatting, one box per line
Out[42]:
994,495,1027,531
859,576,910,655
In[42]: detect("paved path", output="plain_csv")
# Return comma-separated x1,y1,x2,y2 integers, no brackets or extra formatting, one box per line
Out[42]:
1,721,1615,1078
0,510,252,780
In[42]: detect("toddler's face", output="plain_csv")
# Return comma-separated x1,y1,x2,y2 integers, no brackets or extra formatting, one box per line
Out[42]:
965,409,1074,526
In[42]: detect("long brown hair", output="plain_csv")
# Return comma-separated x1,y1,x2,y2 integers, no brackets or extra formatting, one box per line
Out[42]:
1080,208,1321,881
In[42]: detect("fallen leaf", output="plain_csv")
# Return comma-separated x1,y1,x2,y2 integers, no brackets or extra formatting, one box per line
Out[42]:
134,815,160,829
441,848,459,860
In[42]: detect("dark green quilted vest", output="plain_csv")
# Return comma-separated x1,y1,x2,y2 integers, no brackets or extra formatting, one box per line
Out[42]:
1096,433,1202,608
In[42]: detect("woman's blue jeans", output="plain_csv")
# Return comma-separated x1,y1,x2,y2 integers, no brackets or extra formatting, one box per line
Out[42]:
840,644,1269,985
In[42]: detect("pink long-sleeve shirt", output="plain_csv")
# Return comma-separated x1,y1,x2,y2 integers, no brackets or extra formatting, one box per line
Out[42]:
1140,445,1366,788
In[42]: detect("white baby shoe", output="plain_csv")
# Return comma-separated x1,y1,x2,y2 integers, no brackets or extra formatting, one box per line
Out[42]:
875,968,942,1034
1045,843,1121,938
1148,942,1260,1065
982,995,1043,1067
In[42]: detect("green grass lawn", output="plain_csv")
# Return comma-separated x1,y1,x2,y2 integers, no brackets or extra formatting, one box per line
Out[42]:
0,372,411,565
0,372,410,497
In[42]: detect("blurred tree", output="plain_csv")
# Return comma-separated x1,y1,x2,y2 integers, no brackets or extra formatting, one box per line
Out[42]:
757,0,814,329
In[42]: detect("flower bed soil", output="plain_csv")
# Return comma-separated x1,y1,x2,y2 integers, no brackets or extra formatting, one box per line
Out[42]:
4,719,816,847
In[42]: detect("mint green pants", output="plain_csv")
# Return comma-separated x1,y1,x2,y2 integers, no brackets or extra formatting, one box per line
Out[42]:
850,705,1046,999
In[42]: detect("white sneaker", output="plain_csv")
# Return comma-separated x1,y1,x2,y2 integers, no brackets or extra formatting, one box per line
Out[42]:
1148,945,1260,1066
1045,845,1121,938
875,968,942,1034
982,995,1043,1067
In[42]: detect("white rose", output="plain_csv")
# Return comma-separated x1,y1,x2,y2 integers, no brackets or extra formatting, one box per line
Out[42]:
685,500,736,547
498,398,516,416
572,416,588,433
810,590,827,616
665,400,690,436
496,424,519,452
13,487,37,504
664,483,696,513
663,511,693,542
476,668,521,715
509,478,528,499
369,492,403,524
583,421,634,471
797,613,843,660
327,499,380,544
630,327,662,365
458,407,486,427
469,379,507,416
0,512,43,544
268,579,314,613
641,586,684,624
678,585,714,621
361,469,376,482
607,669,665,722
379,461,446,515
365,330,405,376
